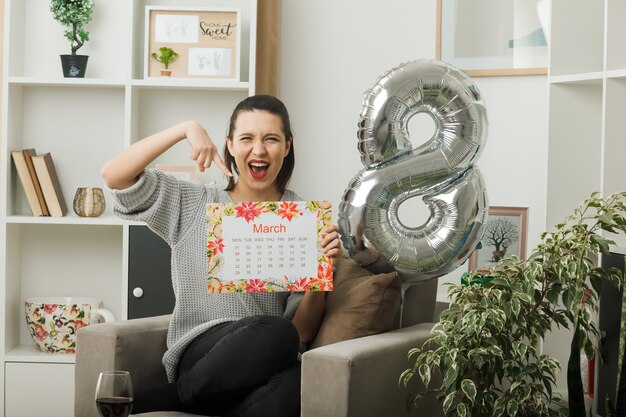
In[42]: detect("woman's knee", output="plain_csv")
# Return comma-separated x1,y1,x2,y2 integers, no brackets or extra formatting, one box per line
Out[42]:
255,315,298,338
247,316,299,357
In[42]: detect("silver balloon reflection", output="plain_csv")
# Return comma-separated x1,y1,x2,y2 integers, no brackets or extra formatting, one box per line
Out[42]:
338,59,489,283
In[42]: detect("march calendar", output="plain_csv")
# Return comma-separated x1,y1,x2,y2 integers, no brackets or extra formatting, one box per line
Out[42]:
206,201,334,293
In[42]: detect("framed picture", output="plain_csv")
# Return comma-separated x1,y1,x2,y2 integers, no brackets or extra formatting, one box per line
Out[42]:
144,6,241,80
155,164,197,182
436,0,549,76
468,206,528,272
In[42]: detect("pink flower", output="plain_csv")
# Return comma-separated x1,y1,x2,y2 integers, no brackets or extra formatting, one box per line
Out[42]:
43,304,58,314
34,324,49,341
246,279,268,293
277,201,301,221
235,202,264,223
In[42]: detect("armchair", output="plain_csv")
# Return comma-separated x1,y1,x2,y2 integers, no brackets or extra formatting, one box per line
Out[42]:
75,279,444,417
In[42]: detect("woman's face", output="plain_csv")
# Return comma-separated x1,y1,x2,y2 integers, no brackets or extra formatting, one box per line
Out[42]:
227,110,291,195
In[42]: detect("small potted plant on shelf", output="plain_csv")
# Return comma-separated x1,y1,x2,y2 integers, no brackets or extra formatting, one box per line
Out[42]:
50,0,94,78
151,47,179,77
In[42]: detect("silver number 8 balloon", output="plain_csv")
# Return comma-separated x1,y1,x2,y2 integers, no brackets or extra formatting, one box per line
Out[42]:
338,59,488,284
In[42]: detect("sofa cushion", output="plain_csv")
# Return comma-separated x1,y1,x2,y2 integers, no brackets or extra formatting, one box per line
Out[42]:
310,257,401,348
350,247,396,274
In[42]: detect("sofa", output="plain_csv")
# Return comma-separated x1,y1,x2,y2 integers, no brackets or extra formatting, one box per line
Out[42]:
74,256,444,417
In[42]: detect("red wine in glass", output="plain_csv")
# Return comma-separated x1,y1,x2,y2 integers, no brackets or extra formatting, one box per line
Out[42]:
96,397,133,417
95,371,133,417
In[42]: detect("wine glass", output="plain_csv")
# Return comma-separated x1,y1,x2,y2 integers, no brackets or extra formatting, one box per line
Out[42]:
95,371,134,417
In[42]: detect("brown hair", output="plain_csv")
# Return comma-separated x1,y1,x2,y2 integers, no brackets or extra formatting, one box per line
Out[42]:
223,95,295,194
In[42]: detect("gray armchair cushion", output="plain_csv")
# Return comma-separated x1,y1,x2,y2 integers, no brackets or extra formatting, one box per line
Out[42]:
302,323,443,417
75,315,171,417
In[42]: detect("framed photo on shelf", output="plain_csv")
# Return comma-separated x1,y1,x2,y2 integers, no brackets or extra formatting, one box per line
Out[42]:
144,6,241,80
436,0,549,76
468,206,528,272
155,164,198,182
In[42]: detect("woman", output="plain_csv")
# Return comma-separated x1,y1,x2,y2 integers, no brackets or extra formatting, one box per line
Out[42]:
101,95,342,416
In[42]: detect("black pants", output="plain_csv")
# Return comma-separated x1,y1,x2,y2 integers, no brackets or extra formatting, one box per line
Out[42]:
133,315,301,417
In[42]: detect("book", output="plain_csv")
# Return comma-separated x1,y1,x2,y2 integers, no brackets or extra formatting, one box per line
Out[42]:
22,149,50,216
31,153,68,217
11,150,46,216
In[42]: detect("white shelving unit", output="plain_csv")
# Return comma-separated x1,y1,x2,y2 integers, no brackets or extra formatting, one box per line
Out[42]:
0,0,257,415
547,0,626,241
546,0,626,402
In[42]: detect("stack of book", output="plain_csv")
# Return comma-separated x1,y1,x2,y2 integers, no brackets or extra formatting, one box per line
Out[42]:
11,148,68,217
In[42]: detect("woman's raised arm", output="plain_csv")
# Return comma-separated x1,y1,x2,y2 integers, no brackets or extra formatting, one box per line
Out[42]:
101,120,231,190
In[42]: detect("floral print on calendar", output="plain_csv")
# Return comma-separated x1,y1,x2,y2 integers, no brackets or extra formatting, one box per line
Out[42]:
206,201,333,293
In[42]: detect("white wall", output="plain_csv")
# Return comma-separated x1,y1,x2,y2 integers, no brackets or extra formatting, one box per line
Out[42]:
279,0,549,300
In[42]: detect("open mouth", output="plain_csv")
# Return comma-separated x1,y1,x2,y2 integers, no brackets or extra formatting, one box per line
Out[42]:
248,161,270,180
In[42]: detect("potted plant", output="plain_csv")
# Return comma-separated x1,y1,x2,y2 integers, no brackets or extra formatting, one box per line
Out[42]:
151,47,179,77
401,192,626,417
50,0,94,78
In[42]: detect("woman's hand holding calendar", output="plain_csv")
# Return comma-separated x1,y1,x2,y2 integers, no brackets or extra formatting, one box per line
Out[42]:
321,225,343,259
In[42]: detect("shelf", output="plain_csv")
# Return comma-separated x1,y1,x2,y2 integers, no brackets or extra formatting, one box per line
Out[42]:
7,77,128,88
606,69,626,79
549,72,604,85
608,245,626,256
132,78,251,91
6,77,252,92
5,345,75,364
4,214,132,226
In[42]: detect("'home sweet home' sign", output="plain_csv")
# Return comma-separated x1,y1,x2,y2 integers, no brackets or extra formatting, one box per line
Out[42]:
145,7,240,80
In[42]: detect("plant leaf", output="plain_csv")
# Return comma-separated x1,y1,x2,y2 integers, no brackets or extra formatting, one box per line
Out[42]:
418,363,431,388
442,366,458,390
510,380,523,392
542,375,553,400
511,297,521,317
399,369,413,387
590,233,610,252
506,399,520,416
563,287,576,310
513,341,528,358
461,379,477,403
589,274,603,298
493,397,506,417
457,402,468,417
442,392,455,413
